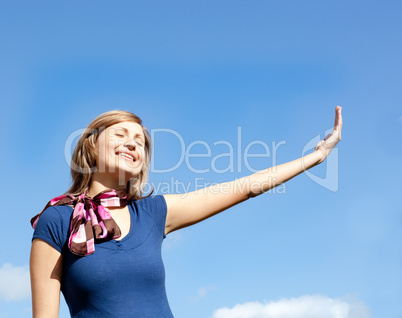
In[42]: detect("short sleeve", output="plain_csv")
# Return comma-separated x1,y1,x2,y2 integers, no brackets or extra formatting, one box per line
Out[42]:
32,206,71,253
135,195,168,238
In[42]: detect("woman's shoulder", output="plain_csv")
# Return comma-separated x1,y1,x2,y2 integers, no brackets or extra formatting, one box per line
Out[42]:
132,194,167,213
130,195,167,236
32,205,73,252
35,205,73,227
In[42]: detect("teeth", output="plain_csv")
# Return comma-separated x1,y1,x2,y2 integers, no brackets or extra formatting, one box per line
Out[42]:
119,153,134,161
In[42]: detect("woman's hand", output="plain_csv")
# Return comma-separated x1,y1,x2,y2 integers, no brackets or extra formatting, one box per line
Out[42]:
315,106,343,164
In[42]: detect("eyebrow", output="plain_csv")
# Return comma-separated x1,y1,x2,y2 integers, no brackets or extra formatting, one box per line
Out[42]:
114,126,145,141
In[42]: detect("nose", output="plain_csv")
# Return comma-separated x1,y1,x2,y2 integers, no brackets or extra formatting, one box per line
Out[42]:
124,140,136,151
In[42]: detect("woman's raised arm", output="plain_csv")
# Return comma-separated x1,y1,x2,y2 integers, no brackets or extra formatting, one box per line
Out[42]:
30,239,63,318
164,106,342,234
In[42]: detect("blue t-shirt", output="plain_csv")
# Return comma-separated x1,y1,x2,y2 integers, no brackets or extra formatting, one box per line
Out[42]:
32,195,174,318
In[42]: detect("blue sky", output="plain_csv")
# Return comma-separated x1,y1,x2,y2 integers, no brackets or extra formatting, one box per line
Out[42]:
0,1,401,317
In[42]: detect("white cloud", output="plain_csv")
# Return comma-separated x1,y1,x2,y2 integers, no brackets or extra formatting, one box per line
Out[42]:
190,285,216,302
0,263,30,301
212,295,370,318
398,116,402,122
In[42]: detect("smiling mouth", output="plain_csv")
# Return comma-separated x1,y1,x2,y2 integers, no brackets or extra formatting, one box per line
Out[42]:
117,152,135,161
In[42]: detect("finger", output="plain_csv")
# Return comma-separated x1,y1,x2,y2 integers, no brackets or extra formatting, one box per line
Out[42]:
333,106,342,132
337,106,343,139
333,106,339,128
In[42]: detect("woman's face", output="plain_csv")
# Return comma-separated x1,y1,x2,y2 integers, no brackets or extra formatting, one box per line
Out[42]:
95,121,146,182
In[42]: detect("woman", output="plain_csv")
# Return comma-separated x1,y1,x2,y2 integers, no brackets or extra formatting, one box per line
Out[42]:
30,107,343,317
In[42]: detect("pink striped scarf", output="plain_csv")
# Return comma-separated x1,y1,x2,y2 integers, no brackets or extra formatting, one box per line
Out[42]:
31,189,128,256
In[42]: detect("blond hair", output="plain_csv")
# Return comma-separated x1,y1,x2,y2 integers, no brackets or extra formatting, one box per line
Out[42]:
66,110,152,200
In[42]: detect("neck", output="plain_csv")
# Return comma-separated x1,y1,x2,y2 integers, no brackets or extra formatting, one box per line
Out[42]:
88,173,127,197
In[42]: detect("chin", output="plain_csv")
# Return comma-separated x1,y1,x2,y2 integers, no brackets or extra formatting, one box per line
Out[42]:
116,168,142,182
